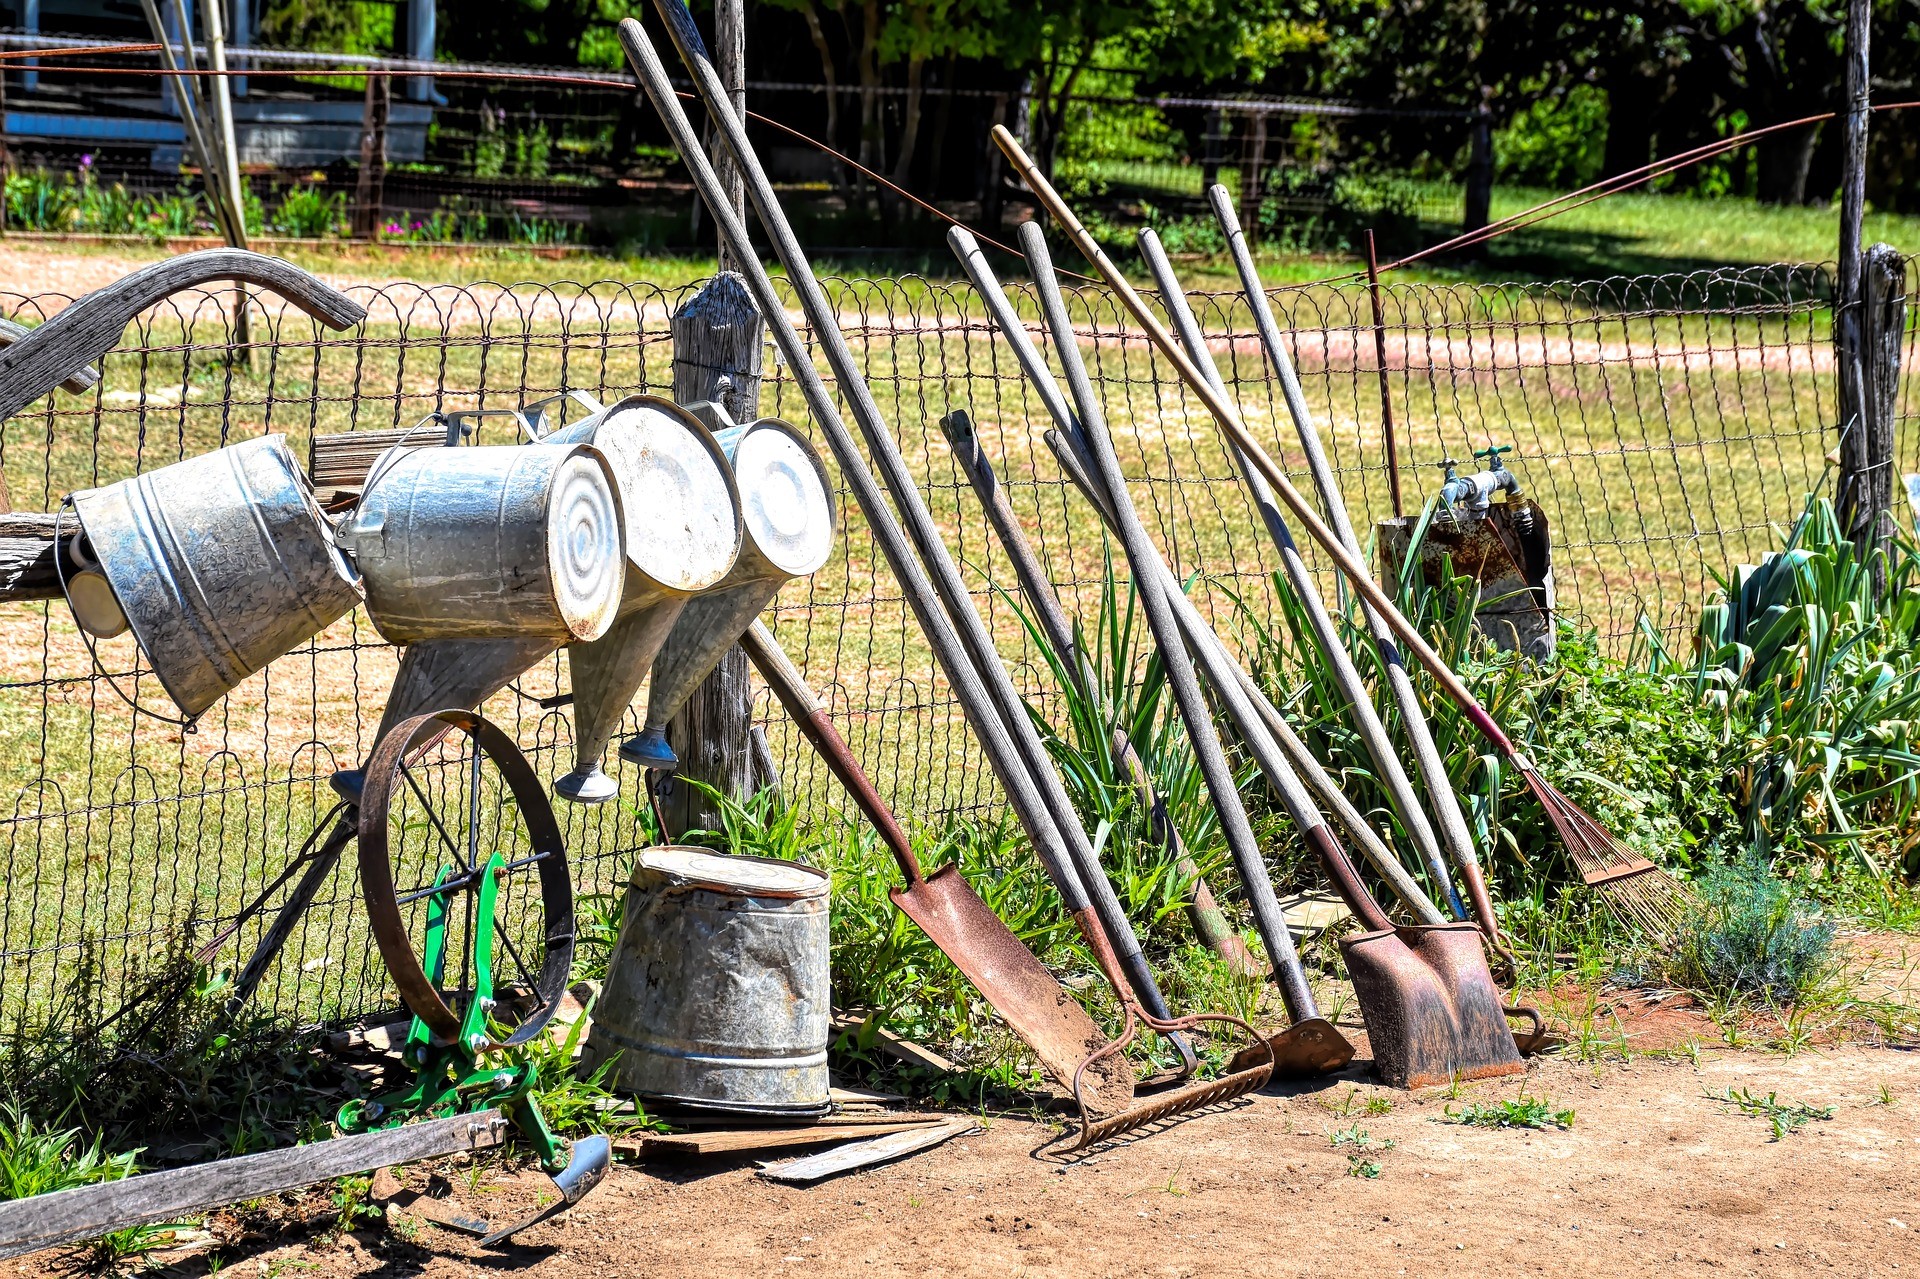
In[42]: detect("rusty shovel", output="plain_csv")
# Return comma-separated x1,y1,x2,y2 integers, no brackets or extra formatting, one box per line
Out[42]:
740,621,1136,1115
1292,826,1528,1089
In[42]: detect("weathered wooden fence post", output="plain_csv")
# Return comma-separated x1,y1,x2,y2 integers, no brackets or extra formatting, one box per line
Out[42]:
660,0,766,839
353,74,390,240
1833,0,1897,563
1836,244,1906,562
663,273,765,837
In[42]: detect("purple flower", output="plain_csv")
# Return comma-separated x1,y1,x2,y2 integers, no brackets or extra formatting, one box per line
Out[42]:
78,154,93,169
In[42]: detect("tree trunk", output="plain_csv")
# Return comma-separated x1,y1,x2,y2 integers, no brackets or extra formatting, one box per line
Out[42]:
890,51,926,189
855,0,883,206
1756,124,1821,205
663,272,766,838
799,0,842,192
924,53,955,197
1601,78,1658,180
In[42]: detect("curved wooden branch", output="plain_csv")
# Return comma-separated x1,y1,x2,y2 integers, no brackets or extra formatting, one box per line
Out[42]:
0,249,368,423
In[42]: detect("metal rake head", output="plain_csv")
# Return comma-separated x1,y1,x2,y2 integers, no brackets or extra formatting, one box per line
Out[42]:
1521,764,1695,941
1065,1006,1274,1151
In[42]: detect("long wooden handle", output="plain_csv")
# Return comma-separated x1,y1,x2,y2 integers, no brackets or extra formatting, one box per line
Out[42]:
741,620,924,886
990,126,1517,762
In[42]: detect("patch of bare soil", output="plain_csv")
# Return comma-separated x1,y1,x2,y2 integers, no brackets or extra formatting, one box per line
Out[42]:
21,1044,1919,1278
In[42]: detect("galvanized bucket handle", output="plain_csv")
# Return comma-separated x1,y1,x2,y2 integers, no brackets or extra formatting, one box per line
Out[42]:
52,496,198,731
517,391,607,442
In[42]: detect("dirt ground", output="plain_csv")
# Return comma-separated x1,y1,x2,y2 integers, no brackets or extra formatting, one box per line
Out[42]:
20,1036,1917,1279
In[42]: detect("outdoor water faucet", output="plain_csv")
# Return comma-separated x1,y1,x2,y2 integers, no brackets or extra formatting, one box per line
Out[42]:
1436,442,1525,519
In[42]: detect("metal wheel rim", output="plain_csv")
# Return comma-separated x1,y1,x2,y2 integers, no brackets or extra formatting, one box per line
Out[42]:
358,708,574,1047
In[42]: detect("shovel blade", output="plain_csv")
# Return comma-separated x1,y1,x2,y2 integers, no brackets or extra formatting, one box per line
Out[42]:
891,866,1134,1115
478,1135,610,1248
1341,923,1524,1091
1254,1017,1355,1078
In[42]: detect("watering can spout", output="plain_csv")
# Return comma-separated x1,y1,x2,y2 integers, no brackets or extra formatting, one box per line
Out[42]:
619,725,677,771
617,417,836,771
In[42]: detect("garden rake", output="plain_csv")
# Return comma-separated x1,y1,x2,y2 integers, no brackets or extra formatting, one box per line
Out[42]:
1200,189,1690,940
994,127,1694,944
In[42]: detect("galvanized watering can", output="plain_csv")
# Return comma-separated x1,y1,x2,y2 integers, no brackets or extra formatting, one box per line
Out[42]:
339,439,627,646
620,406,835,772
545,396,742,803
68,434,363,718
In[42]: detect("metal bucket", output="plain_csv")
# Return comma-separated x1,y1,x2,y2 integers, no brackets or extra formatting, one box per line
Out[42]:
341,442,626,645
70,434,362,717
620,416,835,771
581,847,831,1114
544,397,742,803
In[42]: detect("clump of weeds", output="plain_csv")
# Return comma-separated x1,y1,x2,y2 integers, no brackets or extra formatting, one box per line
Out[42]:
1707,1085,1834,1140
1444,1090,1576,1130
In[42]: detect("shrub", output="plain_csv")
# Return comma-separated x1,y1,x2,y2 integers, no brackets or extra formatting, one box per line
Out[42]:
1674,852,1836,1001
272,184,347,237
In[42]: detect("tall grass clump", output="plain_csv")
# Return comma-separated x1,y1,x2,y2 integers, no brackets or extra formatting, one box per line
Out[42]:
0,1104,139,1201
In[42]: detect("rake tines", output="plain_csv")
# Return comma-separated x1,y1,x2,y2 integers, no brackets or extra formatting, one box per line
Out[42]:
1520,764,1695,942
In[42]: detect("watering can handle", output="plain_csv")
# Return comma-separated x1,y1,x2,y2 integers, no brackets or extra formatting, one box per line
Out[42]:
0,249,368,423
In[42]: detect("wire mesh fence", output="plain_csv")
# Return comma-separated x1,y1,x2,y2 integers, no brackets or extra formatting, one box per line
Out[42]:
0,254,1894,1068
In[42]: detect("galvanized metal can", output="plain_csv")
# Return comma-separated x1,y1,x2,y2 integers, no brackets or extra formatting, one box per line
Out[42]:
545,395,742,599
622,415,835,770
342,441,625,645
70,433,362,717
544,395,742,804
582,847,832,1115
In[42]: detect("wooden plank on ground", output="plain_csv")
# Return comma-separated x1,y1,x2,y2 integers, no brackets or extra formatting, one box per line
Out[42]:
614,1119,944,1158
0,1110,509,1261
757,1118,981,1184
654,1111,922,1131
830,1016,959,1074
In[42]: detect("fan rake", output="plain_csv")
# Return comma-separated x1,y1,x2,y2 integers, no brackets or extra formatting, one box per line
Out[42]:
995,125,1697,946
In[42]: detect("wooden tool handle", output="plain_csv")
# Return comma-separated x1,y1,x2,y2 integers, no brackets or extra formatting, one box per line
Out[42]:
741,620,924,885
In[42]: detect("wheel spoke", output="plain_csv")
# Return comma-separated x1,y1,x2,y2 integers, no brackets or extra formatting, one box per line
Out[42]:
494,911,540,1000
399,763,474,872
393,872,477,907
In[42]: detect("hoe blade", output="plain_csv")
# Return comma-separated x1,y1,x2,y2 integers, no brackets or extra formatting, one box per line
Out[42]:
892,865,1135,1115
1341,922,1524,1090
1259,1017,1356,1078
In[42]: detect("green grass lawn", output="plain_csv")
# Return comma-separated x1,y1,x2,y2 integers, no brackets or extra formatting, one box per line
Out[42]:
13,178,1902,296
